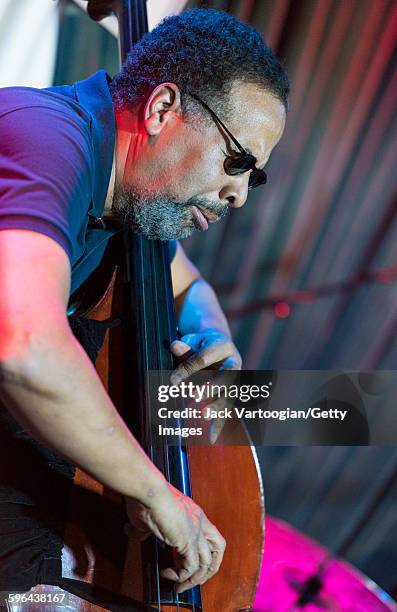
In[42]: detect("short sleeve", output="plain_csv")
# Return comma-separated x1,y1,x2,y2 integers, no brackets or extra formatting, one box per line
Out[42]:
0,104,93,262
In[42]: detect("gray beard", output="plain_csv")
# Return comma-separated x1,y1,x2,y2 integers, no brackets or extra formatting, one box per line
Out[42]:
111,186,230,241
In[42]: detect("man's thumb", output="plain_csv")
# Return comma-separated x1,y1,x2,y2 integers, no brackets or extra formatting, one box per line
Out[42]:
171,340,193,359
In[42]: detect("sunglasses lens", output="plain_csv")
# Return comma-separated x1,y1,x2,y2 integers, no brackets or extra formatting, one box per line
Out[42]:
248,169,267,190
225,154,256,175
225,154,267,189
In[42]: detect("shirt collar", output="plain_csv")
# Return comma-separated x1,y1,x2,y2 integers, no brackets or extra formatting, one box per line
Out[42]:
74,70,116,217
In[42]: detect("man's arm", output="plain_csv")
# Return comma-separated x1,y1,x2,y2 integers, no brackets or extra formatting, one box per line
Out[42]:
0,229,225,593
170,242,242,383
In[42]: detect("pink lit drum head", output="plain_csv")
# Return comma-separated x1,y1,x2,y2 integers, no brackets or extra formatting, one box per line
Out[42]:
253,517,396,611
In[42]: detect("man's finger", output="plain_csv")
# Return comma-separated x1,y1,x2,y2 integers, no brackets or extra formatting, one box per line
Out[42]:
170,340,194,359
202,520,226,573
202,397,226,420
160,545,200,584
175,535,213,593
220,355,242,370
171,344,234,384
209,418,226,444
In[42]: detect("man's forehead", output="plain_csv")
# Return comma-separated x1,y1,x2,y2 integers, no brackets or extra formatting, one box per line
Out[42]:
229,81,286,159
231,81,285,129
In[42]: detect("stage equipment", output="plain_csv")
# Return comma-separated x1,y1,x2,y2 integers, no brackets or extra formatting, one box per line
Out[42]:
254,517,396,611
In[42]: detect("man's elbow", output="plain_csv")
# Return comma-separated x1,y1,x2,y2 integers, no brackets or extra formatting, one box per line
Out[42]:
0,326,35,385
0,360,46,408
0,359,26,388
0,345,43,397
0,325,70,396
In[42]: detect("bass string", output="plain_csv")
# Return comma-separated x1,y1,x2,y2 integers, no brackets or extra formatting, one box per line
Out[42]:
146,404,161,612
152,435,161,612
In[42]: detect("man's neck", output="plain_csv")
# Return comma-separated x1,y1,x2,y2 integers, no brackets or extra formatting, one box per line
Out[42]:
103,108,140,218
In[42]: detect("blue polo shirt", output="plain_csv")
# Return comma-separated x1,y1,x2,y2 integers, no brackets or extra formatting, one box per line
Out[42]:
0,71,176,294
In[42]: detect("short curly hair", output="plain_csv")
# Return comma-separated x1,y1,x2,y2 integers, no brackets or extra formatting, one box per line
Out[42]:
110,8,289,122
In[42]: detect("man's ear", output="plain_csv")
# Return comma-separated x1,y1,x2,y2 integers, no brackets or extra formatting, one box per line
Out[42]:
143,83,182,136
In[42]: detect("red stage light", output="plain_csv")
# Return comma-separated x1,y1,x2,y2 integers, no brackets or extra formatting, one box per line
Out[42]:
274,301,291,318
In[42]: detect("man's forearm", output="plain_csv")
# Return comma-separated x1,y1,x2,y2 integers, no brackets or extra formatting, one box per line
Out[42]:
176,278,231,336
0,329,167,504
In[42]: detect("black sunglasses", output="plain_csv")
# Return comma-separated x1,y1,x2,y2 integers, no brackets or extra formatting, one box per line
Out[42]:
188,92,267,190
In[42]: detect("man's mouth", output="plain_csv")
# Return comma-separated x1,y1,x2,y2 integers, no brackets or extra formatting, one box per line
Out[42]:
198,206,219,223
191,205,220,231
191,205,209,230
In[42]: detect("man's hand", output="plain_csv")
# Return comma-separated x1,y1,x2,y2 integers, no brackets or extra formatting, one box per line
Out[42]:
170,331,241,443
125,485,226,593
170,330,242,384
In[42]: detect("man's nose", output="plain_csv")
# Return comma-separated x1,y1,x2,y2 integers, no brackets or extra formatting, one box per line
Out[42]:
219,175,249,208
